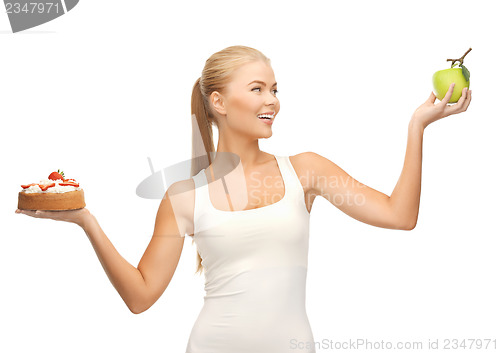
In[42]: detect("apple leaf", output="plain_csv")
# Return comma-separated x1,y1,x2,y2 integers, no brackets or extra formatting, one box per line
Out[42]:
461,65,470,82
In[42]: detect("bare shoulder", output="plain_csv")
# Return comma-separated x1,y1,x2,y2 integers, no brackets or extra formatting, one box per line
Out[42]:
288,152,319,194
289,151,339,190
164,176,196,238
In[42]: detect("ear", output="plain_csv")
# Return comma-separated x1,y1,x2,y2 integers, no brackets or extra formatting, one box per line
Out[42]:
210,91,226,116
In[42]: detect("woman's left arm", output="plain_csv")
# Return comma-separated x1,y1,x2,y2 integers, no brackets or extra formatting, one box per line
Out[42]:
390,83,472,229
305,83,471,230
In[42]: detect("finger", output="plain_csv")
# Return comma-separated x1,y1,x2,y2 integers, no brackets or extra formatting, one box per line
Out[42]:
454,87,469,109
427,91,437,104
446,87,470,115
441,82,455,105
454,87,471,112
16,209,35,216
17,209,46,218
463,89,472,110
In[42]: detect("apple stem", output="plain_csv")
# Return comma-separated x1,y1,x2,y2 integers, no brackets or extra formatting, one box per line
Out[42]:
447,48,472,68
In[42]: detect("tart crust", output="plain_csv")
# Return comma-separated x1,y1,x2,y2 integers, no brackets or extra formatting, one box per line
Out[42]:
18,189,85,211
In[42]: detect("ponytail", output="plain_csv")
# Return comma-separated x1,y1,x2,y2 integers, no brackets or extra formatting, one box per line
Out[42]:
190,77,215,275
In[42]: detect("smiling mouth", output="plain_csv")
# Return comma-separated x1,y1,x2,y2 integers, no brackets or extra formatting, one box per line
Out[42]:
257,113,275,120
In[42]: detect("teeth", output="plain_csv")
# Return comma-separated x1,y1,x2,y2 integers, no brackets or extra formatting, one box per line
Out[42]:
258,114,273,119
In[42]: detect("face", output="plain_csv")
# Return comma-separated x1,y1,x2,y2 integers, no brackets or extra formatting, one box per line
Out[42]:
210,60,280,139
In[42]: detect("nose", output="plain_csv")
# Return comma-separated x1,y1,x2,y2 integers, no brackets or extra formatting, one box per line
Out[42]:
266,91,279,105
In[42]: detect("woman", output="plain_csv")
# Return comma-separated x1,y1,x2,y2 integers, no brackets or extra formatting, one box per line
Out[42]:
15,45,472,352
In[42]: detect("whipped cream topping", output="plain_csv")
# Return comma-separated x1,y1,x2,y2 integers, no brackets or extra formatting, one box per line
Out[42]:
21,178,82,194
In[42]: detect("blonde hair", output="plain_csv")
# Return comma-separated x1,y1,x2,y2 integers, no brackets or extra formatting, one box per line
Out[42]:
190,45,271,275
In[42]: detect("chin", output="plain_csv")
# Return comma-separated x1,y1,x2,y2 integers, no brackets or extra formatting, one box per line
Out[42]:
259,130,273,139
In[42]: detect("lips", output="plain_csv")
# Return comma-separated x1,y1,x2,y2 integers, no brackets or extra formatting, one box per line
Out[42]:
258,115,274,125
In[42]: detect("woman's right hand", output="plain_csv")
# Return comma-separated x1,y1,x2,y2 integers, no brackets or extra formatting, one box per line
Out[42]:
15,207,91,228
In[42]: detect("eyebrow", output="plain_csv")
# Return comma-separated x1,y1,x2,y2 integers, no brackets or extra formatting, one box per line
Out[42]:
247,80,278,87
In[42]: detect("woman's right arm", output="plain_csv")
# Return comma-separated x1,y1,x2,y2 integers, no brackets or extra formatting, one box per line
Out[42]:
17,181,192,314
81,181,189,314
82,212,150,314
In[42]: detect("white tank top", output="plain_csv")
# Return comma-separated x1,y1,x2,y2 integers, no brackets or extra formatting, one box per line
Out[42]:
186,155,316,353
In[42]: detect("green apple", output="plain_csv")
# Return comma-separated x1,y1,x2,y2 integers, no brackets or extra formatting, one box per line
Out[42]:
432,68,470,103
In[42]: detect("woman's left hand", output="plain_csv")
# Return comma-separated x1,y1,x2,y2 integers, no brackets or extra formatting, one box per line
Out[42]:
411,83,472,129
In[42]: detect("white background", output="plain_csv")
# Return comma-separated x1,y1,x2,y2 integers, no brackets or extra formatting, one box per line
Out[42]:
1,0,499,352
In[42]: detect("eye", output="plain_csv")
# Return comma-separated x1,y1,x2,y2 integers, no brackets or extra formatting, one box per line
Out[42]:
252,87,279,94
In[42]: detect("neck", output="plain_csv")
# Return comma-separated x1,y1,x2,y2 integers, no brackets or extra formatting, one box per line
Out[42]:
214,133,267,170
